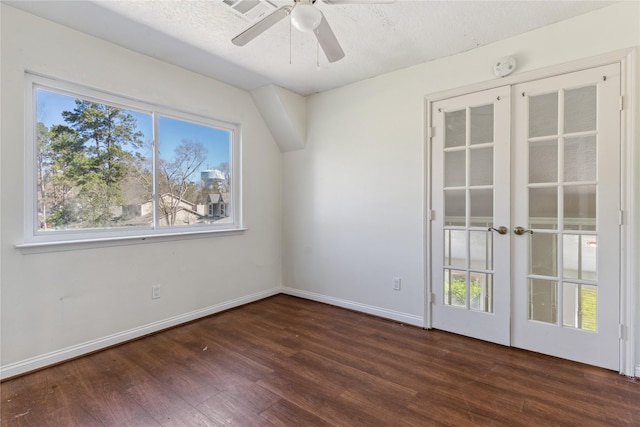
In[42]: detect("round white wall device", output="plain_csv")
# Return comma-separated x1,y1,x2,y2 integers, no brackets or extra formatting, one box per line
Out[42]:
494,56,517,77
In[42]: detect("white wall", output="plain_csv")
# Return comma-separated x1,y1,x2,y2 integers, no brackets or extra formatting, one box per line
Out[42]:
283,2,640,371
0,5,282,376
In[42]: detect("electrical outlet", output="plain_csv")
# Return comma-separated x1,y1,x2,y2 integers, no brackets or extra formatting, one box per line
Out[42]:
152,285,161,300
392,277,401,291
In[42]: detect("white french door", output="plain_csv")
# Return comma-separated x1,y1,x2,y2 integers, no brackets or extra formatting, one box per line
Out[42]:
430,63,622,370
431,86,512,346
511,64,621,370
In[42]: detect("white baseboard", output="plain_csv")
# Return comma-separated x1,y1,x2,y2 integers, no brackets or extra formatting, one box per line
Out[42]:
282,287,424,327
0,287,282,380
635,365,640,378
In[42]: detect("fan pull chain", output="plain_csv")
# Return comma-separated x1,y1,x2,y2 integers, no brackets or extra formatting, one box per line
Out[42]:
289,18,292,65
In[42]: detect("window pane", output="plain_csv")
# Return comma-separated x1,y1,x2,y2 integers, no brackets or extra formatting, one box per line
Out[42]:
469,230,492,270
444,230,466,268
444,109,466,148
581,284,597,331
158,116,232,227
564,86,596,134
529,279,557,324
564,185,596,231
469,188,492,227
470,147,493,186
563,283,597,331
563,235,597,280
35,89,152,231
529,187,558,229
470,272,493,313
444,190,465,226
529,140,557,183
529,92,558,138
564,136,596,182
530,233,557,277
30,78,241,244
444,150,465,187
470,104,493,145
444,269,466,307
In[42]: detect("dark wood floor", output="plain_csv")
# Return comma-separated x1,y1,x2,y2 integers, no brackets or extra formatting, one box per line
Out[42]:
2,295,639,426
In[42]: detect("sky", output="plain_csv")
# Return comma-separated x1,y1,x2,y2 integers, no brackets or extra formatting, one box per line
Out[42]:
36,89,231,181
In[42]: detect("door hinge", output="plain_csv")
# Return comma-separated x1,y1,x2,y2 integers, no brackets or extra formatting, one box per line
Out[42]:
619,210,624,226
427,127,435,139
431,292,436,304
618,324,624,339
619,96,624,112
427,210,435,221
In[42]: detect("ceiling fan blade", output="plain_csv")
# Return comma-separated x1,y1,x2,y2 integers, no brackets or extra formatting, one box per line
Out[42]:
313,13,345,63
323,0,396,4
232,5,293,46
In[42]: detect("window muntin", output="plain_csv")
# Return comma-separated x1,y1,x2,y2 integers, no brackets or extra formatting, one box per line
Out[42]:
26,75,241,245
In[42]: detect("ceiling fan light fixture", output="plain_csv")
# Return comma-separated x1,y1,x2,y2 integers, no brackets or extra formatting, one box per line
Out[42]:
291,4,322,32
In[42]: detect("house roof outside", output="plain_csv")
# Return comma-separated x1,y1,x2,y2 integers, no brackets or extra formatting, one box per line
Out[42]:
207,193,231,204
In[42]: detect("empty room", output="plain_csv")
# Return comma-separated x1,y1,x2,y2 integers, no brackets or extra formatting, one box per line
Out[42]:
1,0,639,425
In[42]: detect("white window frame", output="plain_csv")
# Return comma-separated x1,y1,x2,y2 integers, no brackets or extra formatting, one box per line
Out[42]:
20,73,243,249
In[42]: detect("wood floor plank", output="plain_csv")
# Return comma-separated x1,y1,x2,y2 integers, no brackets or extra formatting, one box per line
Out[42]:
2,294,639,426
259,400,331,427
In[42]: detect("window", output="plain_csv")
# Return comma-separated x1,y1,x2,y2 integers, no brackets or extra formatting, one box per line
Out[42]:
24,75,241,245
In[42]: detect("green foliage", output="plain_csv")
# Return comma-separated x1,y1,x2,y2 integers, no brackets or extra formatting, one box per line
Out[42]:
581,287,597,331
47,201,78,227
38,100,145,229
445,274,484,307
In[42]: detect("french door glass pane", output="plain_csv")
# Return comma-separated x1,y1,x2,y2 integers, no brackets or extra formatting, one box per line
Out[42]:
470,104,493,145
470,147,493,185
529,279,558,324
563,235,597,280
445,150,465,187
565,136,596,182
470,273,493,313
444,230,466,268
564,185,596,231
445,110,466,148
530,233,558,277
564,86,597,133
529,92,558,138
529,187,558,229
444,269,466,307
563,283,597,331
444,190,465,226
529,140,558,183
469,230,492,270
470,188,493,227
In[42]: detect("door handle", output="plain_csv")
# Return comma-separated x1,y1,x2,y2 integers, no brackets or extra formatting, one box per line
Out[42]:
514,226,534,235
488,226,508,235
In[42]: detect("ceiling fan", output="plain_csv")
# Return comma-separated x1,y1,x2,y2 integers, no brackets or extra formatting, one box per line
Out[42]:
231,0,396,63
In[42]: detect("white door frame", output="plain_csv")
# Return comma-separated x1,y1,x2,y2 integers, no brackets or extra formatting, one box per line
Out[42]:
424,48,637,377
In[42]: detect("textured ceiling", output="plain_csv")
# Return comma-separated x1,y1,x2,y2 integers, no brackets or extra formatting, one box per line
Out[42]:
5,0,615,95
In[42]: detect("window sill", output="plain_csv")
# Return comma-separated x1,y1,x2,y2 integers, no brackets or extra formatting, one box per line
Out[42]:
16,227,248,254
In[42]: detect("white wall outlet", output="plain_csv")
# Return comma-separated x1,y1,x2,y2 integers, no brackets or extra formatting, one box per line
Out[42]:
392,277,401,291
151,285,161,300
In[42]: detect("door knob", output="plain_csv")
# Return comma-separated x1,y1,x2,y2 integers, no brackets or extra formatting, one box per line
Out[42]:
488,226,508,235
514,226,533,235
